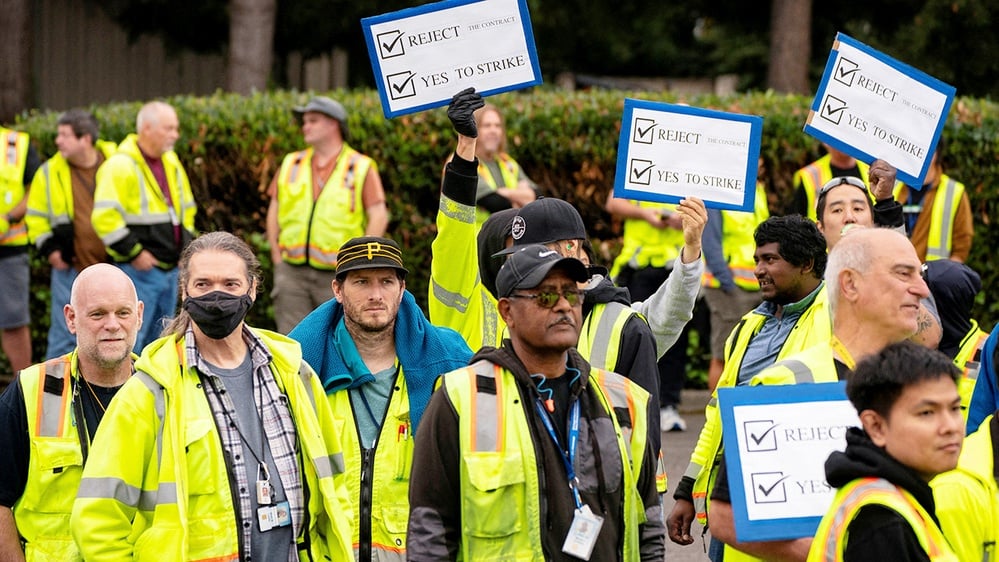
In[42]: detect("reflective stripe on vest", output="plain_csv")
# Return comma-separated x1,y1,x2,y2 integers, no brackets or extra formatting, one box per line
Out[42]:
926,176,963,261
476,153,521,225
35,358,73,437
576,301,634,372
810,477,957,562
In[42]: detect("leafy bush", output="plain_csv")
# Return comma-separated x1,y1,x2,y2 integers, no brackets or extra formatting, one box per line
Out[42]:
8,88,999,380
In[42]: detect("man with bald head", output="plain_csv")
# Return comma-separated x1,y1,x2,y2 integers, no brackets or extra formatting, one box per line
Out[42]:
93,100,196,350
0,263,142,560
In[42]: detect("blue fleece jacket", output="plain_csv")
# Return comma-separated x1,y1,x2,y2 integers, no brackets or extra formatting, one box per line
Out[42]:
967,323,999,432
289,291,472,433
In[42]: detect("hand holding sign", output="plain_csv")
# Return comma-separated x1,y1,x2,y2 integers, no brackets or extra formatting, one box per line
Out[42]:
867,159,898,202
447,87,484,138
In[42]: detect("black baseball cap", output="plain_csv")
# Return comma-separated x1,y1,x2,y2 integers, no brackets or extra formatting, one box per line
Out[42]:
494,197,587,256
335,236,408,279
496,244,589,298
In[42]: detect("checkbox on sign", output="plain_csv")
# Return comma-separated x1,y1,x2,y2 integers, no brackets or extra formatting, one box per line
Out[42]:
820,95,848,125
633,118,656,144
629,159,654,185
377,30,406,59
387,71,417,100
751,472,790,504
744,420,779,452
834,57,859,87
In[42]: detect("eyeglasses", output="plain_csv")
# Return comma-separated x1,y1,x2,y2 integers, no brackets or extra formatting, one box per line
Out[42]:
818,176,867,196
508,289,585,308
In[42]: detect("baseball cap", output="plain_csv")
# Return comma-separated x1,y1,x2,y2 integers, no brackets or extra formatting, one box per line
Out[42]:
335,236,408,279
496,244,589,298
293,96,349,139
495,197,587,256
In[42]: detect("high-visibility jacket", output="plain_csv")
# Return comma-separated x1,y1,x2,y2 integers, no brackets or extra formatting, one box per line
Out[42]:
15,353,87,561
70,330,353,562
26,140,117,257
686,287,829,526
702,182,769,290
895,175,966,261
954,320,988,418
92,134,196,266
329,368,412,562
475,153,521,225
275,144,374,269
609,201,684,279
808,477,958,561
932,415,998,562
793,155,871,221
442,360,649,561
0,127,31,247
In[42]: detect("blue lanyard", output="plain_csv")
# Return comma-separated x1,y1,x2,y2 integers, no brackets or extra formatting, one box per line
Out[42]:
535,398,583,509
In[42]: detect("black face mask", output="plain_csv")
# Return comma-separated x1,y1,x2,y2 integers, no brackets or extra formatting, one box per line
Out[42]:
183,291,254,340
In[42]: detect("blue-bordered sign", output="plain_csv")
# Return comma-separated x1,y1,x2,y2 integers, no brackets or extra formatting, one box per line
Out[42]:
805,33,956,187
614,99,762,211
362,0,542,118
717,381,860,542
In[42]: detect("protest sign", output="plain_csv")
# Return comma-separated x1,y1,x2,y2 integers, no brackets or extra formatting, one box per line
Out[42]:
362,0,542,118
614,99,762,211
718,382,860,541
805,33,955,187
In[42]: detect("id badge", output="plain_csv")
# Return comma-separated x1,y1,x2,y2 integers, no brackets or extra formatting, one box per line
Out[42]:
256,479,273,505
257,505,275,532
562,505,604,560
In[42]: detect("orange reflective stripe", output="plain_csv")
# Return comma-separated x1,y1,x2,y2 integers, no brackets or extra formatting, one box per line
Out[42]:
190,553,238,562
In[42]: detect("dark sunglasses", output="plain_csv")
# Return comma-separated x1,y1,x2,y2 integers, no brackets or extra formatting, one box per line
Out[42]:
508,289,584,308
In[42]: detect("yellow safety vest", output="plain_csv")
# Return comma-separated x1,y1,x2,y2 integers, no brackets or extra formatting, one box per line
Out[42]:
808,477,958,561
328,368,412,561
702,182,770,290
443,360,648,561
26,140,117,249
895,175,966,262
15,353,85,561
0,127,30,246
687,287,830,526
954,320,988,419
610,201,684,278
475,153,521,226
71,331,353,562
793,155,871,221
276,144,373,269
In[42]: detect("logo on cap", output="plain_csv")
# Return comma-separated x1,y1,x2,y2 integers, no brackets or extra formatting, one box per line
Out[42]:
510,216,526,240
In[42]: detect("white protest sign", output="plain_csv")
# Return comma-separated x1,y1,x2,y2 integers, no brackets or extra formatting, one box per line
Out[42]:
362,0,542,118
614,99,762,211
805,33,955,187
718,382,860,542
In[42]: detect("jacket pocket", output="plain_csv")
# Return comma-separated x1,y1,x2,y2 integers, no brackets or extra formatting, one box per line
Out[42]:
21,436,83,512
462,452,526,538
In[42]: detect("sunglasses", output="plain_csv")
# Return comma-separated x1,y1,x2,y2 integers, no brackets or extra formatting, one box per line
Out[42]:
818,176,867,196
508,289,584,308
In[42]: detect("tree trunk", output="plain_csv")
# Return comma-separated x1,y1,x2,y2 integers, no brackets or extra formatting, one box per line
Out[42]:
226,0,276,94
0,0,33,122
767,0,812,94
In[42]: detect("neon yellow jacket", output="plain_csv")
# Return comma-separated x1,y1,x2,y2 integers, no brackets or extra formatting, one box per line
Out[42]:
475,152,521,226
275,145,374,269
328,369,411,561
609,201,684,278
70,330,353,562
0,127,31,246
808,477,958,561
26,140,117,255
953,321,988,419
894,174,967,262
793,155,871,221
932,415,998,562
92,134,196,265
702,182,769,291
684,287,830,526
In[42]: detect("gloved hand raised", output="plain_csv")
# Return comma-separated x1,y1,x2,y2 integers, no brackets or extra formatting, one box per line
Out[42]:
447,87,485,138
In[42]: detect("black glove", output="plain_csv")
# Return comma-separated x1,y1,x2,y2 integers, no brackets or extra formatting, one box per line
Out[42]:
447,87,485,138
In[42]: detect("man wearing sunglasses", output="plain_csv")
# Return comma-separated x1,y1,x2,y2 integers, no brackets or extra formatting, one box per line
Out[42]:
791,144,870,221
409,244,665,561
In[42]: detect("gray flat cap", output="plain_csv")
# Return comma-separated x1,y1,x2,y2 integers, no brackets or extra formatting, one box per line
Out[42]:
292,96,349,139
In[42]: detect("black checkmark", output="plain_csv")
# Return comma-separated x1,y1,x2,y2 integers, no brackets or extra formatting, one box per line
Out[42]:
381,31,404,55
757,475,790,497
631,162,654,181
636,120,656,140
837,64,859,80
391,72,416,94
749,423,779,446
823,104,846,118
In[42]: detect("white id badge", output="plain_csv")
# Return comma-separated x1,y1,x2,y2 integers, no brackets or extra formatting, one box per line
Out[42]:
256,479,273,505
561,504,604,560
257,506,275,532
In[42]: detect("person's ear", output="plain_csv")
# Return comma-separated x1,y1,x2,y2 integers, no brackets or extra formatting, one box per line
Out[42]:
64,304,78,336
332,279,343,301
860,409,888,447
839,269,861,304
498,297,514,328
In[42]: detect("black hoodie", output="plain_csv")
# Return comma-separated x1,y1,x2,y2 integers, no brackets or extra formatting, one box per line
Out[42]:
821,427,936,562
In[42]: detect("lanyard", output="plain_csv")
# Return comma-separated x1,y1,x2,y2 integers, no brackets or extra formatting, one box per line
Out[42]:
535,398,583,509
830,336,857,371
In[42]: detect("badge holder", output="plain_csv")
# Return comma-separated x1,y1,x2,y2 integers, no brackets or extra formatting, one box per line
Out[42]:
255,464,291,532
562,504,604,560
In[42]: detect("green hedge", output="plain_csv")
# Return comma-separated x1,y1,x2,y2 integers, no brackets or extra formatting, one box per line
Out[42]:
9,88,999,372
